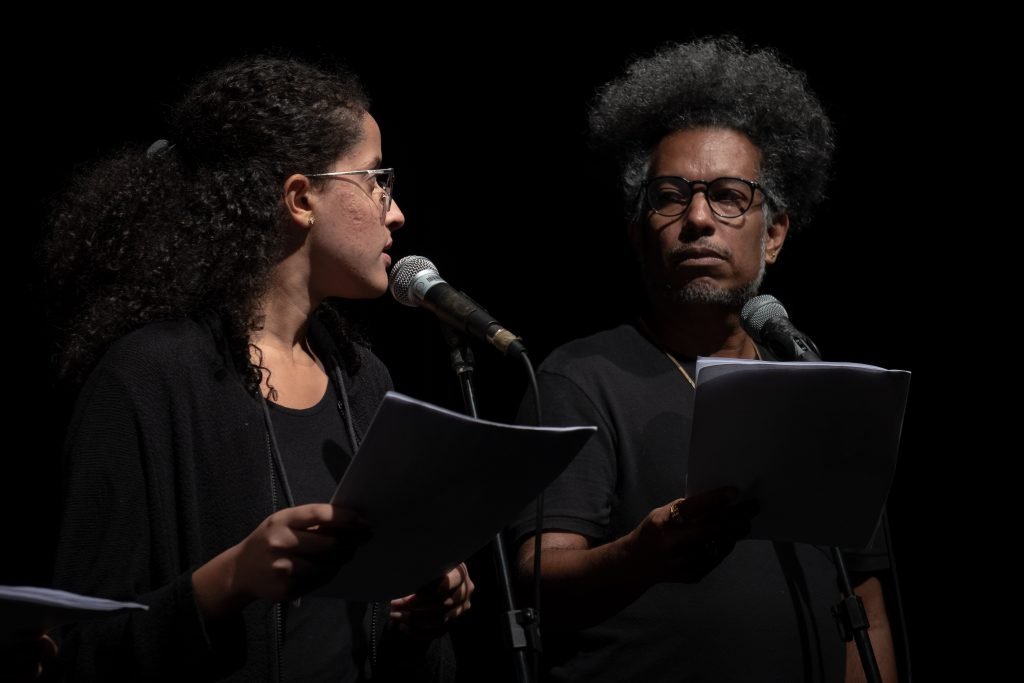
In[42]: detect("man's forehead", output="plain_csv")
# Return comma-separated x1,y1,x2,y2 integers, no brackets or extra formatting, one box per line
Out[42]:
651,127,762,176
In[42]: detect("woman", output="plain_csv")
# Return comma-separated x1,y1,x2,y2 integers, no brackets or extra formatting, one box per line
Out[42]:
45,56,471,681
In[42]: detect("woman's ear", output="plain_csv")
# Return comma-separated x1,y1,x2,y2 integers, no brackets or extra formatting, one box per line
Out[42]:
282,173,315,229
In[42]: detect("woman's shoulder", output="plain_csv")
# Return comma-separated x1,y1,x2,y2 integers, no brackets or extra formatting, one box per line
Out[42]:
350,341,389,381
67,318,239,442
308,316,391,387
96,317,225,383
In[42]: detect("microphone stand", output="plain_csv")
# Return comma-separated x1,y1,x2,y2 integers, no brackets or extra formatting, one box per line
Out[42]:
439,324,538,683
759,328,884,681
830,548,883,683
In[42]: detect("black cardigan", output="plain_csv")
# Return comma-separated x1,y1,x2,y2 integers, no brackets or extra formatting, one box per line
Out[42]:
52,315,453,681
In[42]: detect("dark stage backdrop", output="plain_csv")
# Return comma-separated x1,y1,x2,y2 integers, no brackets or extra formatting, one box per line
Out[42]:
10,21,934,681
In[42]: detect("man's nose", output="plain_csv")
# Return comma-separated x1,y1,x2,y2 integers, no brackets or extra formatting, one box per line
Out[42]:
679,191,717,237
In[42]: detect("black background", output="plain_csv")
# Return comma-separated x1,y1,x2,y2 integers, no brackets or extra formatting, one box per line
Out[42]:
8,19,938,680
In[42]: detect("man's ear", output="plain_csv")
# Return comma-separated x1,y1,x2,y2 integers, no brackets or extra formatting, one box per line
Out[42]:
628,215,644,259
765,212,790,265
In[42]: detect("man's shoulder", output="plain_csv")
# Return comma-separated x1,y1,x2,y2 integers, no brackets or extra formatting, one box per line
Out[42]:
544,324,645,367
540,324,663,389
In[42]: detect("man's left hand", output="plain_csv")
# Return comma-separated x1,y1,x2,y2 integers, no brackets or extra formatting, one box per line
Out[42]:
389,563,475,638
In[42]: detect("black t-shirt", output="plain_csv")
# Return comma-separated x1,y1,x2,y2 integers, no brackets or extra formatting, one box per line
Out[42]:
509,324,888,683
269,374,360,683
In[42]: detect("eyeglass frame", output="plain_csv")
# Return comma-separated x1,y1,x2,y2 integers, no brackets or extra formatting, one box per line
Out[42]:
640,175,770,220
305,168,395,219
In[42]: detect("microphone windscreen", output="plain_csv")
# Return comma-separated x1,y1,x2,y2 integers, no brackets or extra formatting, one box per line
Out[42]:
389,255,439,307
740,294,789,342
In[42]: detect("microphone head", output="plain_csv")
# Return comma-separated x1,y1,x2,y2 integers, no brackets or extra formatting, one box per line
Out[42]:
389,255,439,307
740,294,790,342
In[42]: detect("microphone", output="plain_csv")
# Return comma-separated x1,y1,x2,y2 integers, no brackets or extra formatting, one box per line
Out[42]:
389,255,527,357
740,294,822,362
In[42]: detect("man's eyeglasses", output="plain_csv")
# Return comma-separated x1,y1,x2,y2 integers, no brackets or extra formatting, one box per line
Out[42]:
306,168,395,219
642,176,768,219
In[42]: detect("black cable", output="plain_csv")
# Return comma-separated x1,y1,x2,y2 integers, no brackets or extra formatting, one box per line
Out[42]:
520,352,543,681
882,513,912,682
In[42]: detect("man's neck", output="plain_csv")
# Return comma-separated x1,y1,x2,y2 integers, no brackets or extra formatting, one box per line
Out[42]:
643,302,758,360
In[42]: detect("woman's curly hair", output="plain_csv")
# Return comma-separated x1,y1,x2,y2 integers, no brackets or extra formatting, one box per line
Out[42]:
589,37,834,228
45,57,370,392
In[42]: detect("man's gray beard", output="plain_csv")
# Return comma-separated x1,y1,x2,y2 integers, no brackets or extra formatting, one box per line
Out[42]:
668,262,765,307
646,229,768,308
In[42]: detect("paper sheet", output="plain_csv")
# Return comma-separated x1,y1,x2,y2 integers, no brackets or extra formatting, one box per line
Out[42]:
687,359,910,548
323,392,596,599
0,585,147,638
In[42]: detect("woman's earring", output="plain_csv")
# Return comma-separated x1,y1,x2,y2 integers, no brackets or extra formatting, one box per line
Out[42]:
308,215,316,227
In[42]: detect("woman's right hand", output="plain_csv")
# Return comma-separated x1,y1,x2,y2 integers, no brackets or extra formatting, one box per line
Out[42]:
0,633,57,681
193,504,368,620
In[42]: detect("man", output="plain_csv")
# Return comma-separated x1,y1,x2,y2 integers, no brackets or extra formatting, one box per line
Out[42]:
511,38,897,682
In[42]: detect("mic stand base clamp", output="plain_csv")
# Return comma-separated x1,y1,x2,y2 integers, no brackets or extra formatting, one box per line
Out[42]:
503,608,542,654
